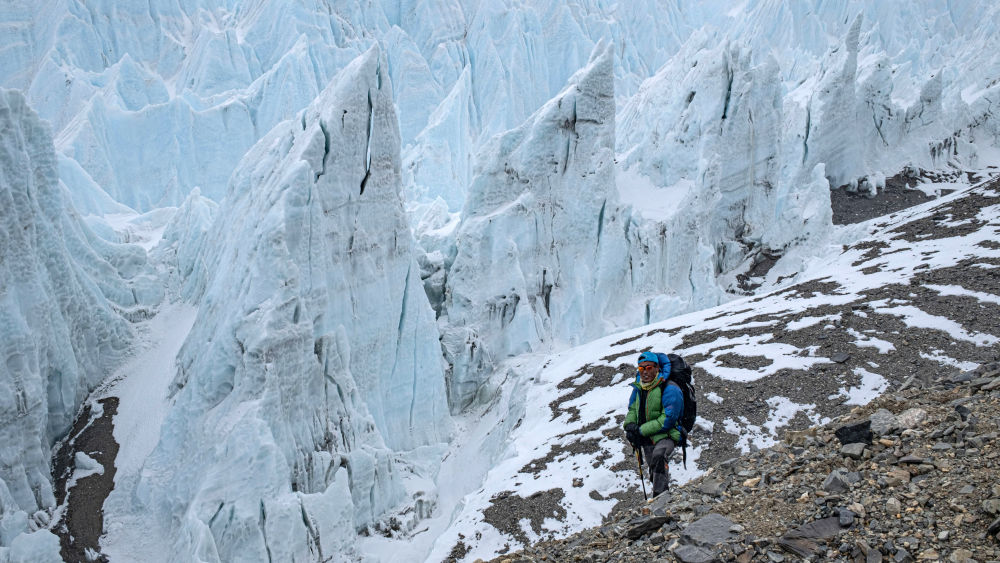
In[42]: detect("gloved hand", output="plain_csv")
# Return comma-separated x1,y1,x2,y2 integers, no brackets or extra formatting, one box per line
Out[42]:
624,423,641,445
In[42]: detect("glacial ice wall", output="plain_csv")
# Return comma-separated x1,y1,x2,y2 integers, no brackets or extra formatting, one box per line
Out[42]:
0,88,142,555
438,43,632,410
0,1,999,559
616,31,831,264
616,6,999,278
3,1,997,216
2,0,730,214
134,47,450,561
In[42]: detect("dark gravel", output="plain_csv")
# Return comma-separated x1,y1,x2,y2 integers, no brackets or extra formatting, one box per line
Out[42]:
52,396,120,563
831,169,939,226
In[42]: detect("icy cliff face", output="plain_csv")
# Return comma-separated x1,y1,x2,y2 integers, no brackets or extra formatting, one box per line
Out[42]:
7,0,381,211
2,0,727,214
616,3,1000,284
134,47,449,561
0,89,141,556
617,30,833,276
439,43,630,410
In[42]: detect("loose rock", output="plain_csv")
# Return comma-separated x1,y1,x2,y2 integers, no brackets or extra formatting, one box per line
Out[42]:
871,408,900,436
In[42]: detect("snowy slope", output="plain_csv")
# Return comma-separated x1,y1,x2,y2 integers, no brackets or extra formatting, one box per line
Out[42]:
431,178,1000,562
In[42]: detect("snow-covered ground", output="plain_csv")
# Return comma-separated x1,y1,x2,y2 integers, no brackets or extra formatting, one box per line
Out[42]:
97,303,198,562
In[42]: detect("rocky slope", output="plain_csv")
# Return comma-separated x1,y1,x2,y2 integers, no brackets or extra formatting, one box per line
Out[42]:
484,363,1000,562
469,177,1000,562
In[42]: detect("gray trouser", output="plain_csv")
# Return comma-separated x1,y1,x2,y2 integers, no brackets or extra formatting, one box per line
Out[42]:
642,438,676,495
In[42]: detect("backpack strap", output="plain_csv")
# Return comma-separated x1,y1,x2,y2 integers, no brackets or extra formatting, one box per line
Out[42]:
663,380,688,468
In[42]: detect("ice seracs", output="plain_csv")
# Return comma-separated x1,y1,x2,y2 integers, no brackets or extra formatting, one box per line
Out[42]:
439,42,625,410
1,1,1000,561
0,88,143,560
130,46,450,562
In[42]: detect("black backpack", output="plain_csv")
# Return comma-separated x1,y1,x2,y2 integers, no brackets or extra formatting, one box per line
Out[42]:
656,353,697,466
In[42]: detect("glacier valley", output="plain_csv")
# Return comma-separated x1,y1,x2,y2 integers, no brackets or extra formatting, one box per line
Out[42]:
1,1,999,561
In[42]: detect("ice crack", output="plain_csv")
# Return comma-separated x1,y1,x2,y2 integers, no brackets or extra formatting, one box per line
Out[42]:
360,90,374,195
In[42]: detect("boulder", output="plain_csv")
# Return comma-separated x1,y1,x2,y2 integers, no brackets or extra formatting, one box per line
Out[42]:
842,443,867,459
699,477,727,497
884,469,911,487
625,515,670,539
673,544,718,563
951,371,976,383
822,468,860,493
987,516,1000,537
897,408,928,429
778,517,844,557
681,513,737,547
832,352,852,363
870,409,900,436
835,421,873,445
838,508,856,527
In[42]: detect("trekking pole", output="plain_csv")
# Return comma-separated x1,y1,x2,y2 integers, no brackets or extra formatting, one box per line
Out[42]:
633,447,648,501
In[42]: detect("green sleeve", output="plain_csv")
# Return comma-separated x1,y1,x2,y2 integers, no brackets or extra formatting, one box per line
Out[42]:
624,391,638,427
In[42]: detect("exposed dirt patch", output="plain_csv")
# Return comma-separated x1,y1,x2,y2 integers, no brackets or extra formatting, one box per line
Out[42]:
52,396,120,563
715,353,773,370
517,433,605,476
831,169,937,226
849,241,891,266
548,365,621,422
446,540,470,562
609,326,685,349
483,488,568,546
735,249,785,293
887,185,999,242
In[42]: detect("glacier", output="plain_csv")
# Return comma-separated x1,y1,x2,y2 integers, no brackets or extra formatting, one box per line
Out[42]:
439,42,627,410
0,0,999,561
115,47,451,562
0,88,151,562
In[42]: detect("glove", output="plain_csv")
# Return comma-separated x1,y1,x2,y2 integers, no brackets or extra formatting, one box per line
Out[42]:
624,423,641,445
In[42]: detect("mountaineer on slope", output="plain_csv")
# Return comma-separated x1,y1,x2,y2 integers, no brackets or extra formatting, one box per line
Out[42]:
623,351,696,498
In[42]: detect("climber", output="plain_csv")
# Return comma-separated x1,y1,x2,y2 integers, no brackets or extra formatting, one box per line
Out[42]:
623,351,685,498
